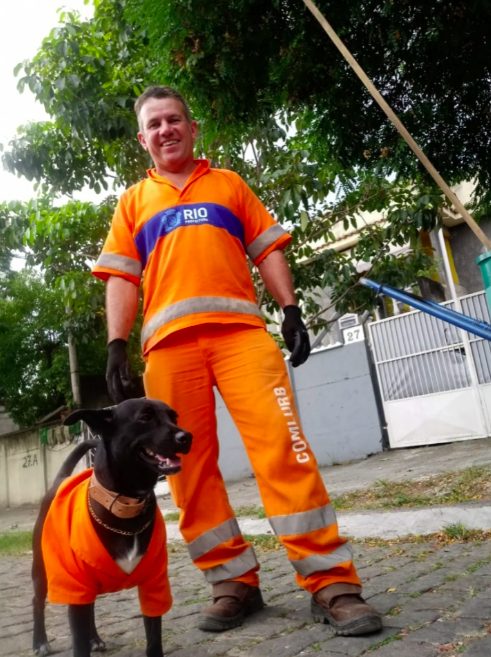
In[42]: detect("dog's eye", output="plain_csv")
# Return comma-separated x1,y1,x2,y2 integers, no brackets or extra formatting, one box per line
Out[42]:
168,410,178,424
137,408,155,422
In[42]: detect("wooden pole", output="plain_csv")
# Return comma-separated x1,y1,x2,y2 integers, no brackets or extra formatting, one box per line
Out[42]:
68,333,82,407
302,0,491,251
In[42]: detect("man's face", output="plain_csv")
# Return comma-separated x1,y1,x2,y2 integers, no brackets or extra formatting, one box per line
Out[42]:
137,97,198,175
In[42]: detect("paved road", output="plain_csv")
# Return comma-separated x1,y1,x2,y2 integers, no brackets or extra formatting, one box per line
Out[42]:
1,538,491,657
1,437,491,656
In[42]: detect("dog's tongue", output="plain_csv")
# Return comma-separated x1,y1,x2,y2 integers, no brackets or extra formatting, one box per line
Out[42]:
155,454,180,470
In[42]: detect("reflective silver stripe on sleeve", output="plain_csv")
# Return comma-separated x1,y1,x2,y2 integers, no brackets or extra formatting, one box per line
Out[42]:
141,296,262,346
290,544,354,577
268,504,338,537
202,546,259,583
95,253,142,278
187,518,242,560
247,224,289,261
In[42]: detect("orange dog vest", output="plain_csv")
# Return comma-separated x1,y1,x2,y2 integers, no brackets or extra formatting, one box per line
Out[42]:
42,469,171,617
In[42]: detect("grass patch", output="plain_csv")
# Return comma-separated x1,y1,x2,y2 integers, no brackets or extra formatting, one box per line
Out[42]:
367,633,403,651
244,534,281,551
235,505,265,519
332,466,491,511
0,530,32,555
163,511,180,522
165,506,267,522
467,559,491,573
356,529,491,547
442,523,477,541
386,606,402,617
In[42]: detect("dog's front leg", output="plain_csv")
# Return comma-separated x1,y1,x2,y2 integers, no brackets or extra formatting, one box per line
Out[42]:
68,604,96,657
143,615,164,657
87,602,106,653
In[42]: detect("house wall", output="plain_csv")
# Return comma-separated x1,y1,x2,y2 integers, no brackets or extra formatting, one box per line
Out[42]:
0,406,18,435
0,426,86,508
449,218,491,294
216,338,384,481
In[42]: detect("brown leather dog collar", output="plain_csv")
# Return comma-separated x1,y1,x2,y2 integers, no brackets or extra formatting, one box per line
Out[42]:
88,473,148,519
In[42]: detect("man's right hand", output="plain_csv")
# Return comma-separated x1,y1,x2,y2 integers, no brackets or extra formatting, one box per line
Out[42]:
281,305,311,367
106,339,133,403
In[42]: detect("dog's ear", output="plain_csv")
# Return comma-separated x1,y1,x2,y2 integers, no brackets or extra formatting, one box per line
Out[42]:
63,408,114,436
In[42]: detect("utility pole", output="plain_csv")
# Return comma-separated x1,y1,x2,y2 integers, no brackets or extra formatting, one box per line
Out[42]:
68,333,82,407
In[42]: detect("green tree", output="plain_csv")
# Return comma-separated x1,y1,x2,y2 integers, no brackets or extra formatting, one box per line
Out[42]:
127,0,491,211
2,0,482,346
9,1,489,203
0,271,69,426
3,1,151,195
0,198,120,426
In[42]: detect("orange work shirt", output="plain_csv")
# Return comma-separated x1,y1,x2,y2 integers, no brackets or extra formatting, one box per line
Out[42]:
42,469,171,617
92,159,291,353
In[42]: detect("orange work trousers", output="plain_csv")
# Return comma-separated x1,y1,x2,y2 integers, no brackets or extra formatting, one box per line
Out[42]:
144,324,361,594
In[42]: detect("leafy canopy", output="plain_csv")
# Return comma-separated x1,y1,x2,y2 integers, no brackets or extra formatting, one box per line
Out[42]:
127,0,491,211
0,198,112,425
6,0,490,207
0,0,487,423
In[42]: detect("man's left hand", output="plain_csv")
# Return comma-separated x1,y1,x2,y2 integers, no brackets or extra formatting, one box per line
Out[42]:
281,305,311,367
106,338,134,403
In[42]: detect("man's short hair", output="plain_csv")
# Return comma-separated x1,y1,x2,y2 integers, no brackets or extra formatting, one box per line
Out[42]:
134,86,192,126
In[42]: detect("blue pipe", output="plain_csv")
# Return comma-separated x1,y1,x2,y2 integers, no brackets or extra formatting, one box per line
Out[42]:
359,277,491,341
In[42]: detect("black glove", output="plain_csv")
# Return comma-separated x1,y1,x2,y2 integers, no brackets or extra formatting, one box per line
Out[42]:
281,305,311,367
106,339,133,403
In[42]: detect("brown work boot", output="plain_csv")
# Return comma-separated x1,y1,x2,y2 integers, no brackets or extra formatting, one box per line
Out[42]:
198,581,265,632
312,589,383,636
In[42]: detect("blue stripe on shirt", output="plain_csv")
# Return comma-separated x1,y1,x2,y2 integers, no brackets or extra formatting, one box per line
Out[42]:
135,202,245,268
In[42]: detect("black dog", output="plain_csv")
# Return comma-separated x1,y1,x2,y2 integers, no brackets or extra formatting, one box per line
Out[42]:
32,398,192,657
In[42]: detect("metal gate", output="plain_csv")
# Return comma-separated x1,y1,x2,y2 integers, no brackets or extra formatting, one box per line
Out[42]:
367,290,491,447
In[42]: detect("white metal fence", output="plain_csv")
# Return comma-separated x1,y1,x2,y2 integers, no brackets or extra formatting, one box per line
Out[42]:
367,290,491,447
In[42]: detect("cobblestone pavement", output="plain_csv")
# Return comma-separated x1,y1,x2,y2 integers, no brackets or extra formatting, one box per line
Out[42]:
2,537,491,657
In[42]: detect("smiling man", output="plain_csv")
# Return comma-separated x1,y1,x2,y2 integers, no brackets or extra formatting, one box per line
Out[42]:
92,85,382,637
136,93,198,186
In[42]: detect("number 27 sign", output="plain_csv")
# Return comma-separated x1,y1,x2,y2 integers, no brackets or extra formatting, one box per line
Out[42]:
342,326,365,344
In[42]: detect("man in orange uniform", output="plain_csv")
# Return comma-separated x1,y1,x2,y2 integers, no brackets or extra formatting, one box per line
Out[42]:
93,86,382,636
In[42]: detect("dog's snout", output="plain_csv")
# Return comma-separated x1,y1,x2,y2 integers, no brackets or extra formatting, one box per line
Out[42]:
174,429,192,453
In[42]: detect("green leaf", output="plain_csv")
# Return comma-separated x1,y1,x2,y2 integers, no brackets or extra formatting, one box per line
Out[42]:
300,210,309,232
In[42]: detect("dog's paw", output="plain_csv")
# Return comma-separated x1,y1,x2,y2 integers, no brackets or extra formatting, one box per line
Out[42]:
90,635,107,652
34,642,51,657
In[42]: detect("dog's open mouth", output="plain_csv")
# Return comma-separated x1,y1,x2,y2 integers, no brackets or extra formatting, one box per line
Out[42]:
142,447,182,474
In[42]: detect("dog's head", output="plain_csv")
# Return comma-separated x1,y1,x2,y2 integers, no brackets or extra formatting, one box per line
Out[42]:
64,398,192,495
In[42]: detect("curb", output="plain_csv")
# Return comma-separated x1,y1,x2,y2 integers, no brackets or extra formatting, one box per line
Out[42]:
163,503,491,541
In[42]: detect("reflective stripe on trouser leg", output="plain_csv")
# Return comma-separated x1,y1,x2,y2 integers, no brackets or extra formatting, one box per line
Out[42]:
143,328,259,586
268,504,359,591
210,326,361,593
186,517,259,583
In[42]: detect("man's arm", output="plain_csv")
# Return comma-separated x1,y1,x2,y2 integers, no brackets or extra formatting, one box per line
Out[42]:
257,250,311,367
105,276,139,402
256,249,298,309
106,275,139,341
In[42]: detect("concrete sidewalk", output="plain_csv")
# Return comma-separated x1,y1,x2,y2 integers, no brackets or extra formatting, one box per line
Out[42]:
1,437,491,656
